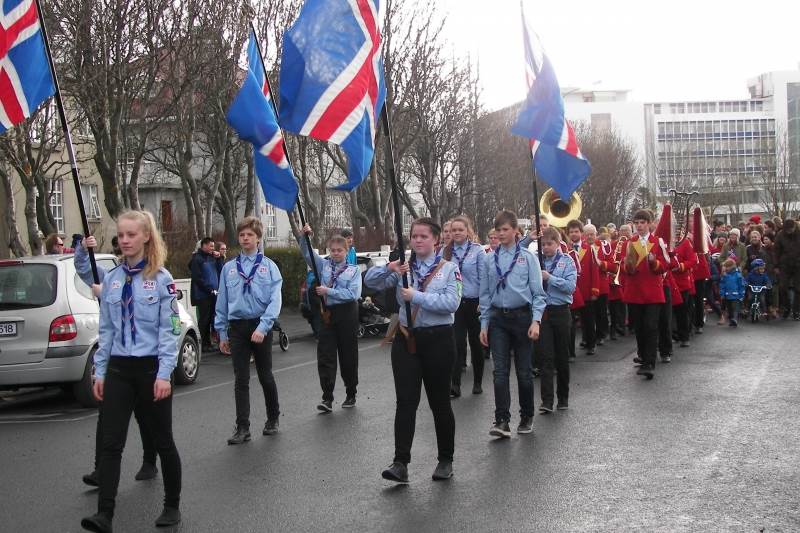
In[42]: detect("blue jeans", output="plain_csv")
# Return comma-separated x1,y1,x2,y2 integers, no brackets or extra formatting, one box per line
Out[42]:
489,307,534,422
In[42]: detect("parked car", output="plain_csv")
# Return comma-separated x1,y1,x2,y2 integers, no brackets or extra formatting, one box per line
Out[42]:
0,254,201,407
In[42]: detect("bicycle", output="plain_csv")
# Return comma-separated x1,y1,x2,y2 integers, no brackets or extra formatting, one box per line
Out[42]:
748,285,768,323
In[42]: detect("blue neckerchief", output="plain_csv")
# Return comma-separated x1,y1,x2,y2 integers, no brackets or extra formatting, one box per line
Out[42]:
451,241,471,272
494,242,521,291
120,259,146,346
412,255,442,292
328,259,349,288
541,251,562,290
236,253,263,294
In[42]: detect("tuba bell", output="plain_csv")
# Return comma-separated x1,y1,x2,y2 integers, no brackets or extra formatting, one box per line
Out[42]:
539,188,582,228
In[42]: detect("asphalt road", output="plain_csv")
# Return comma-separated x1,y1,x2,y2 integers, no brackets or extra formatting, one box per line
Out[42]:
1,320,799,532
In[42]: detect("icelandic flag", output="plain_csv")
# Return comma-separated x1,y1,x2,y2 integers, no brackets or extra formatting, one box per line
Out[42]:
279,0,386,191
510,7,590,200
226,32,298,211
0,0,55,133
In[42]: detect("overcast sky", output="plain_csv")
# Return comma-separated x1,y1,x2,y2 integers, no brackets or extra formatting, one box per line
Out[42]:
440,0,800,111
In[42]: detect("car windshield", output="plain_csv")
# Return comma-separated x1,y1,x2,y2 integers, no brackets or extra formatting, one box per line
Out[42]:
0,263,57,310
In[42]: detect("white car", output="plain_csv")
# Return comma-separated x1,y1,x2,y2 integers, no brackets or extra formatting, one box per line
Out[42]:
0,254,201,407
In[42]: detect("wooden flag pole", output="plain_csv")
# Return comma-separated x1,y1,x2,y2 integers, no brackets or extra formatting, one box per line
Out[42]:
34,0,99,283
247,25,327,317
380,104,415,353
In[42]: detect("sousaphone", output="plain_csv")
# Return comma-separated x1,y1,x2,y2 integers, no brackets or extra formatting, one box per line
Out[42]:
539,188,582,228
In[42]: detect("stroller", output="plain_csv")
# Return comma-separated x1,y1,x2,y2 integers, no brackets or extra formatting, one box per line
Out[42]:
272,320,290,351
356,255,393,338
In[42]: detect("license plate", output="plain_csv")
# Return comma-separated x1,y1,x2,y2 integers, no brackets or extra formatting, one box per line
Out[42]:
0,322,17,336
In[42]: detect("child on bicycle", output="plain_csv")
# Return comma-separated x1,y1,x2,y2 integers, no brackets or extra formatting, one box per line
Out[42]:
745,258,772,319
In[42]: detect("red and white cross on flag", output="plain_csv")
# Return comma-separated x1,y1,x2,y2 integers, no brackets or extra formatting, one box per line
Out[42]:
0,0,54,133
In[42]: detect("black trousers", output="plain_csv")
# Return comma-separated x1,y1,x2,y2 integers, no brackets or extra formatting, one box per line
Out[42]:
391,325,455,465
98,357,181,517
569,309,580,358
693,280,707,328
196,297,215,347
229,319,279,428
593,294,609,340
317,301,359,401
779,263,800,313
675,289,692,342
658,286,673,356
452,297,484,388
579,300,596,349
539,305,571,407
94,402,156,470
609,299,626,334
629,303,660,367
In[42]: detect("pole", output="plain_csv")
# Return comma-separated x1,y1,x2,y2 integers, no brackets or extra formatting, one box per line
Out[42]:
530,160,544,266
381,104,416,347
34,0,99,284
248,25,325,312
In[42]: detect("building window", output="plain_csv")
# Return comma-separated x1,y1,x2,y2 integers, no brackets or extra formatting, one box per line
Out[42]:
264,204,277,239
80,183,102,220
48,179,64,233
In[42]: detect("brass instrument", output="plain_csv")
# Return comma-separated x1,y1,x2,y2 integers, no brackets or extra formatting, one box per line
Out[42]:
624,234,639,274
668,189,699,245
539,188,582,228
612,235,628,285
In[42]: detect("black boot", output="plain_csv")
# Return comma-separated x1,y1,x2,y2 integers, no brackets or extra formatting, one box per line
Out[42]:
381,462,409,483
155,507,181,527
135,462,158,481
82,470,99,487
81,512,112,533
432,461,453,480
227,426,251,445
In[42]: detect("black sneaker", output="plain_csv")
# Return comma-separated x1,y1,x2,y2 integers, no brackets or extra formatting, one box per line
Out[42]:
80,512,112,533
557,401,569,410
472,384,482,395
82,470,99,487
432,461,453,481
532,367,540,377
450,385,461,398
155,506,181,527
342,396,356,408
661,355,671,363
586,348,596,356
636,364,654,379
597,338,605,346
680,340,690,348
489,420,511,438
134,462,158,481
381,462,409,483
633,356,643,364
610,333,618,341
227,426,251,445
793,313,800,321
538,404,553,414
263,419,279,435
317,400,333,413
730,320,738,328
695,327,704,334
517,416,533,434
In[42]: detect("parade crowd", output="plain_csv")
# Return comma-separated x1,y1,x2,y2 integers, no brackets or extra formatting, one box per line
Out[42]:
72,207,800,532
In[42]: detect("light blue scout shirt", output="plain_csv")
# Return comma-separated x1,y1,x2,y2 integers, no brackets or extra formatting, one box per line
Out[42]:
541,251,577,306
74,242,106,285
449,241,485,299
214,251,283,341
296,236,362,305
95,264,180,381
364,254,460,328
479,242,547,329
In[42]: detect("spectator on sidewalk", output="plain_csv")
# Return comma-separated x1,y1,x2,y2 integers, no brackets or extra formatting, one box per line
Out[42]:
190,237,220,351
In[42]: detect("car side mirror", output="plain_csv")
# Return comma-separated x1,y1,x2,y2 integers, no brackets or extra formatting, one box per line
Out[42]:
176,289,184,301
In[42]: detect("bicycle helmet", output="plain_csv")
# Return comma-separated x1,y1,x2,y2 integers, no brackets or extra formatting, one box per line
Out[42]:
750,258,765,269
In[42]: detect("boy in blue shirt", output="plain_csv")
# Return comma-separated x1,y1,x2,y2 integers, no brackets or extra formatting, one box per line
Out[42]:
297,224,362,411
215,217,283,444
719,258,746,327
479,210,547,438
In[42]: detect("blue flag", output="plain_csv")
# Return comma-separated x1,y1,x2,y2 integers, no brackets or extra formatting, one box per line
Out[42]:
510,8,590,199
226,33,298,211
279,0,386,191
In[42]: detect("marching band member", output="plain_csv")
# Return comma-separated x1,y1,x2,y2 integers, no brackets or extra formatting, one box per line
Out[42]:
442,215,487,397
566,220,600,355
672,233,698,347
215,217,283,445
81,210,182,532
365,218,460,483
479,210,547,438
586,224,611,346
297,225,362,412
621,210,669,379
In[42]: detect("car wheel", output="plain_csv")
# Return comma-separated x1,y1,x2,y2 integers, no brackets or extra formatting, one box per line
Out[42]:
279,331,290,351
174,335,199,385
73,348,98,408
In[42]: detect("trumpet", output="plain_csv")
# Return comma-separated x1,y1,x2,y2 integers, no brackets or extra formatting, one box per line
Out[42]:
612,235,628,285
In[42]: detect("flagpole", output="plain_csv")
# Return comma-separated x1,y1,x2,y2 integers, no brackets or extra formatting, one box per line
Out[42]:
381,104,416,351
34,0,99,284
247,25,325,312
